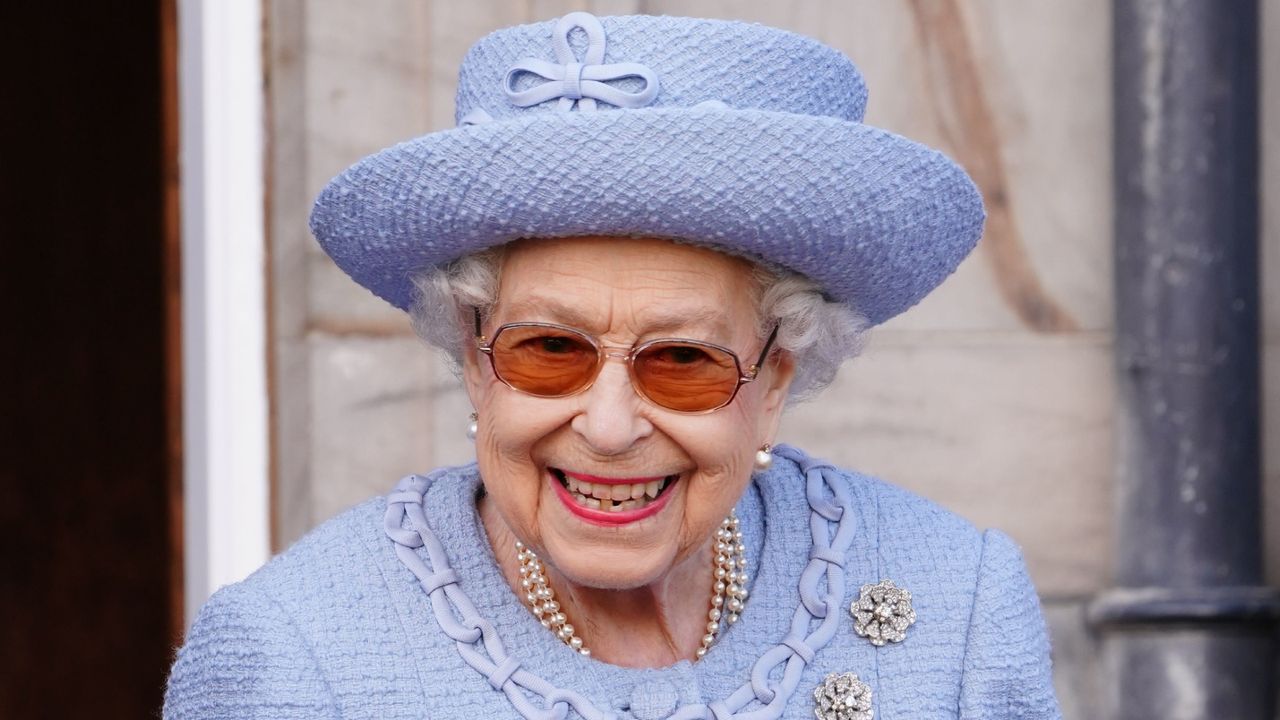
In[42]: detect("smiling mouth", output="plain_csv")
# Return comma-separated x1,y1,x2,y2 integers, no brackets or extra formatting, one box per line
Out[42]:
549,468,678,513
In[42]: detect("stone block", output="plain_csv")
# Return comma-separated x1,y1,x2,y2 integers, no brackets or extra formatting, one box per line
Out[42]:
273,339,314,548
1043,599,1101,720
304,0,434,194
307,249,411,336
306,334,438,528
781,330,1114,597
426,352,475,470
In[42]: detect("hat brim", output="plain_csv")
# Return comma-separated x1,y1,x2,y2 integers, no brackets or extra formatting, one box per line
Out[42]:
310,105,984,325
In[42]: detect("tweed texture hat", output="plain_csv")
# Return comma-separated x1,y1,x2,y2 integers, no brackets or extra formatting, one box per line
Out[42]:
310,12,984,325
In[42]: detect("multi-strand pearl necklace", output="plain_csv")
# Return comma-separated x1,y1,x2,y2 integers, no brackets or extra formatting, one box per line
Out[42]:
515,513,749,659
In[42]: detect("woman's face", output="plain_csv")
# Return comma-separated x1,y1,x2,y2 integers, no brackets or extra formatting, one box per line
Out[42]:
462,236,794,591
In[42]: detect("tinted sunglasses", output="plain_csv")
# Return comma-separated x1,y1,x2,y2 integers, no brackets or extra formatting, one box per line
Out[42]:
473,309,780,413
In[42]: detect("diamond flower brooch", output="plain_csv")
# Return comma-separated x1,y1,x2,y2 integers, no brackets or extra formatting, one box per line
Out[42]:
813,671,873,720
850,580,916,646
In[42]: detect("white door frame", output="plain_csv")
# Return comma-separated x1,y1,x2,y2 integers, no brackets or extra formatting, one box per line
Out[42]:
178,0,271,627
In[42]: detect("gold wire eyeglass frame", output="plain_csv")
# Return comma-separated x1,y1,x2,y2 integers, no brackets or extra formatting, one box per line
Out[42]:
472,308,780,414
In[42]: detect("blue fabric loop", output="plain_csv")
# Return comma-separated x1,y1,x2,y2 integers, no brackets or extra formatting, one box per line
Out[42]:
400,556,434,590
487,656,521,690
434,611,482,643
421,587,481,642
503,671,572,720
392,545,431,585
504,59,657,111
386,490,421,504
508,689,565,720
809,498,843,522
503,11,658,112
456,643,496,677
826,492,858,550
514,669,556,699
708,699,734,720
806,603,842,649
805,469,844,522
406,503,447,565
751,681,777,706
749,645,793,704
554,12,605,62
777,445,835,475
721,686,758,715
797,565,829,618
809,545,845,567
564,62,584,99
463,614,506,659
780,634,815,664
421,569,459,595
383,513,423,548
543,689,613,720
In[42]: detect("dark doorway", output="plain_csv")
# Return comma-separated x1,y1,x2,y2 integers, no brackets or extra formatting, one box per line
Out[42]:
1,2,181,718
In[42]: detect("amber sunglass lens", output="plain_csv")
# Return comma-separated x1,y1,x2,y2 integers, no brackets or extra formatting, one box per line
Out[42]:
632,341,741,412
490,325,599,396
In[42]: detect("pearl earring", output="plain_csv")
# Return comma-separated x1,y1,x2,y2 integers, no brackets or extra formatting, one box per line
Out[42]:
466,412,478,440
754,443,773,471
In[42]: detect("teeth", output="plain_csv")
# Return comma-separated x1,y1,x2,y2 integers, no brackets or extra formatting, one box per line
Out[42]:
571,480,645,502
558,473,679,513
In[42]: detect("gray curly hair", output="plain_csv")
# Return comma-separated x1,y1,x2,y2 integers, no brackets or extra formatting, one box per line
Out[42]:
409,244,870,401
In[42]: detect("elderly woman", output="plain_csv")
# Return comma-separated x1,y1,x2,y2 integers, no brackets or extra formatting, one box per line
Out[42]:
166,12,1060,720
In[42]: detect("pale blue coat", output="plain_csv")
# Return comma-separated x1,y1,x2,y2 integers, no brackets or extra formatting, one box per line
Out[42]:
165,446,1061,719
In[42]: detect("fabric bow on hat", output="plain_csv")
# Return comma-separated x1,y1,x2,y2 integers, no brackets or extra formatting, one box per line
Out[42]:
503,11,659,112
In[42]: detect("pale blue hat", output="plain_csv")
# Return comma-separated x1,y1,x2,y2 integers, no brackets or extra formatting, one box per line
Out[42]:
310,12,984,325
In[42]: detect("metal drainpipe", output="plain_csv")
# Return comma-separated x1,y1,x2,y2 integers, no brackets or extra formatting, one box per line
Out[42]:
1092,1,1278,718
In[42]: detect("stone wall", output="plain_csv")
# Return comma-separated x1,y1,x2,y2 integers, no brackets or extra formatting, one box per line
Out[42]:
266,2,1278,716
